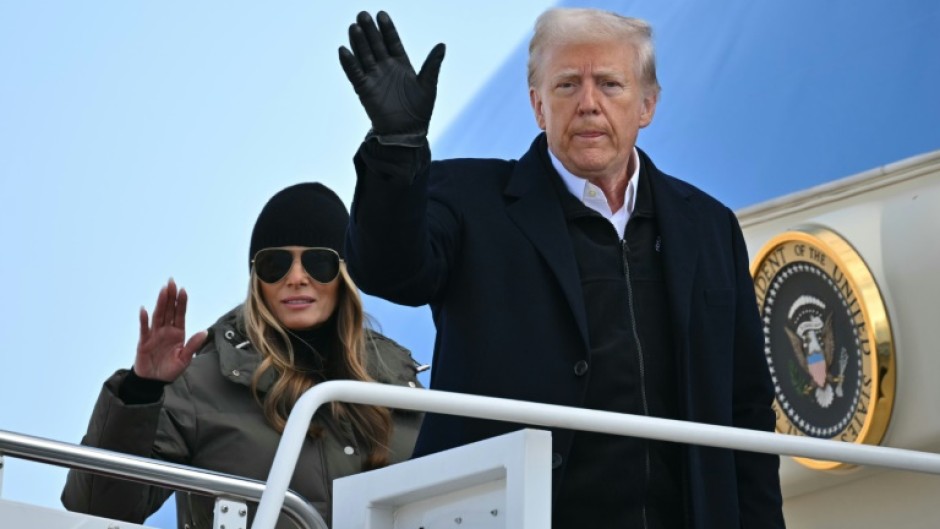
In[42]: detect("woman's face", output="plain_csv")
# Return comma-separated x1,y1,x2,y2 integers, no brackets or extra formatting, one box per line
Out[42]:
256,246,341,331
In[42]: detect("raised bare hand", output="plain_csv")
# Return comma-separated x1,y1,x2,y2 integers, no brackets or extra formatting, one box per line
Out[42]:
135,278,207,382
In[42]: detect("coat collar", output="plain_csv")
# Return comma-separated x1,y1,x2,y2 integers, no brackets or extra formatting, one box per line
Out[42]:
209,306,279,392
208,305,417,393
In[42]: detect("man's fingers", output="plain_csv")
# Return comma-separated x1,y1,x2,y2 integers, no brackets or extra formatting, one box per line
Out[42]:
417,43,446,89
338,46,367,87
357,11,389,62
377,11,414,70
347,22,376,72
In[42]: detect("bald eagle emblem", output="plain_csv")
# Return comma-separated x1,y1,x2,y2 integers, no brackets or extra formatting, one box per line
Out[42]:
785,295,849,408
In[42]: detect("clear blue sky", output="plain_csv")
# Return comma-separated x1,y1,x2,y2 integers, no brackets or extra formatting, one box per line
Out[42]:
0,0,555,519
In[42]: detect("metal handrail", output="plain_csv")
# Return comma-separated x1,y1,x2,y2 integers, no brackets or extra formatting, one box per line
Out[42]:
0,429,327,529
252,380,940,529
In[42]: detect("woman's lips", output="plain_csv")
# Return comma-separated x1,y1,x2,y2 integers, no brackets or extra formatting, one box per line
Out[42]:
282,296,315,309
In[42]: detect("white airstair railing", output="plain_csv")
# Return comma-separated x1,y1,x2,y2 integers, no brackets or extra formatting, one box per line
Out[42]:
0,429,328,529
252,380,940,529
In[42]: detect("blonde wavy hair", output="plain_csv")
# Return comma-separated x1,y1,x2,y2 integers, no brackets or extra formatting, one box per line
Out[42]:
243,263,392,470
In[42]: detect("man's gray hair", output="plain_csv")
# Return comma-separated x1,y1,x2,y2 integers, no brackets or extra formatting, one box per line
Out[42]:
527,8,661,98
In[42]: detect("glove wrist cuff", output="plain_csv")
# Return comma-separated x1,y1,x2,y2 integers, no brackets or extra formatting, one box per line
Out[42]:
365,129,428,148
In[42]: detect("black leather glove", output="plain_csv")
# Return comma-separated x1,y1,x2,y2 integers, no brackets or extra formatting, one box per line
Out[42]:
339,11,446,147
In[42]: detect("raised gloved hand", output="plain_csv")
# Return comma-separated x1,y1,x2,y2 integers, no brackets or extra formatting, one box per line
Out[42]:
339,11,446,146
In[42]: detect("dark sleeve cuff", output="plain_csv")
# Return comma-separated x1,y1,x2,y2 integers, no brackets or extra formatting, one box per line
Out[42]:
118,368,168,405
358,137,431,186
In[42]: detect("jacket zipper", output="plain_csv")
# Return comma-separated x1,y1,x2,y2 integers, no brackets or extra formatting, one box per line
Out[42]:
622,239,651,529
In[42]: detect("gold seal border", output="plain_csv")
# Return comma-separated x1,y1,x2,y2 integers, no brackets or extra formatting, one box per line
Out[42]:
750,225,896,471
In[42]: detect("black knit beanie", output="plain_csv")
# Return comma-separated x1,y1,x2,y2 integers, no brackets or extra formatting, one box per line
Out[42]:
249,183,349,269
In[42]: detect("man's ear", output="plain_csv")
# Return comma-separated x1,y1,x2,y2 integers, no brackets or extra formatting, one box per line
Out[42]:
639,91,658,128
529,87,546,130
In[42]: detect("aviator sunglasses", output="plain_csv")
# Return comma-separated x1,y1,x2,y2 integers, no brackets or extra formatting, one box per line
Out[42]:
251,247,342,284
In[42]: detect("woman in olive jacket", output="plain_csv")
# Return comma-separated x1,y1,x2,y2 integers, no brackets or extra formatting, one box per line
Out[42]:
62,183,423,528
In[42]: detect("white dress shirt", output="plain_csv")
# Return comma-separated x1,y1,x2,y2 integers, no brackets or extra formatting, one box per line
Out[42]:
549,147,640,240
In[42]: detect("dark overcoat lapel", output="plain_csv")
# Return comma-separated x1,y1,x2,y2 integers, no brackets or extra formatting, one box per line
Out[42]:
646,156,701,353
503,143,591,352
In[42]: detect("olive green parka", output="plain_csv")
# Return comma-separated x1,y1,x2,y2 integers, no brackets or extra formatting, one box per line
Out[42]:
62,307,423,528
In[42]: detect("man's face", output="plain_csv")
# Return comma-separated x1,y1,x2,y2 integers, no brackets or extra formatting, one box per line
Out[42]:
529,40,657,182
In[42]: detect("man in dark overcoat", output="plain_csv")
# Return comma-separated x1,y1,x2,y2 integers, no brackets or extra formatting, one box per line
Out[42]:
338,7,785,528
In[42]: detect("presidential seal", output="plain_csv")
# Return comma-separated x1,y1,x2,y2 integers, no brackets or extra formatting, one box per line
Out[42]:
751,225,896,470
